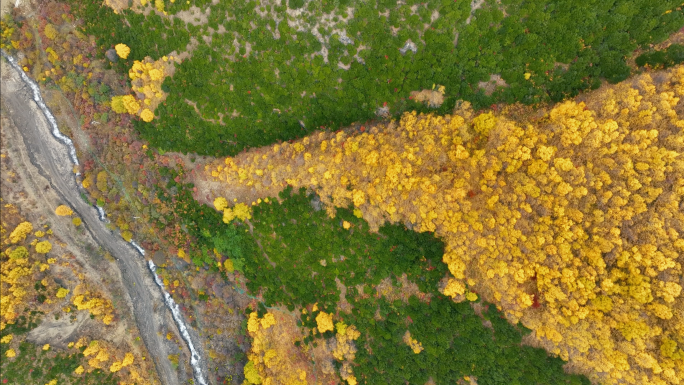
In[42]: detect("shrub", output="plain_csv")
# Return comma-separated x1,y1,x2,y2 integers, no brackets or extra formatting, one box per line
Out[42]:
636,44,684,69
9,222,32,243
114,43,130,59
43,24,58,40
55,205,73,216
35,241,52,254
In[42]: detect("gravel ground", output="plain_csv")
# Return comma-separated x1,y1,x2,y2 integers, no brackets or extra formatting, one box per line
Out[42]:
1,55,192,385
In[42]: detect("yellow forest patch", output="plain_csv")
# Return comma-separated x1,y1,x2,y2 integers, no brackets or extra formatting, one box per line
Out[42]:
205,66,684,385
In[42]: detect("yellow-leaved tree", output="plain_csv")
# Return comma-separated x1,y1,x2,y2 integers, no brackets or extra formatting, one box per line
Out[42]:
55,205,73,216
43,24,58,40
115,43,130,59
315,311,334,333
35,241,52,254
219,202,252,223
9,222,32,244
110,56,172,123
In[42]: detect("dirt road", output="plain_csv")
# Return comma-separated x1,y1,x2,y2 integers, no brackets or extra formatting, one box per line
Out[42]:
1,54,185,385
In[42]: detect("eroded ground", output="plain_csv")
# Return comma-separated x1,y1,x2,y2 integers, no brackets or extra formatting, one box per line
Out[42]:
0,106,160,384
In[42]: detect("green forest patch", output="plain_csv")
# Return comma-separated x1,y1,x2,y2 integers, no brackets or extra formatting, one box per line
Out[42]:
636,43,684,69
69,0,683,156
241,187,448,310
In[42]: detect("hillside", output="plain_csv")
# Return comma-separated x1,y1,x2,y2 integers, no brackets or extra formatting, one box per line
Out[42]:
1,1,683,385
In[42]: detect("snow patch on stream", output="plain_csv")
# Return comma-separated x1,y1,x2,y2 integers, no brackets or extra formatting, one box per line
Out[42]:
1,49,207,385
96,205,108,222
149,260,206,385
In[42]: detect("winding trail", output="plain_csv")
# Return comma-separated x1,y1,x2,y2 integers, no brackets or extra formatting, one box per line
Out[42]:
1,50,207,385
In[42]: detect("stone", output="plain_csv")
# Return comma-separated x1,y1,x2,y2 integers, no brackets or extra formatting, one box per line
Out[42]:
105,49,118,63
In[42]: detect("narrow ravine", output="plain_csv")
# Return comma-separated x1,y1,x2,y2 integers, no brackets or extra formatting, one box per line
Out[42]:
1,49,207,385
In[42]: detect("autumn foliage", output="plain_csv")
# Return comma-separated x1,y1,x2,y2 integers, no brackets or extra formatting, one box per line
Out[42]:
114,43,130,59
8,221,32,244
207,66,684,384
244,310,316,385
111,53,173,122
0,197,152,384
213,197,252,223
55,205,73,216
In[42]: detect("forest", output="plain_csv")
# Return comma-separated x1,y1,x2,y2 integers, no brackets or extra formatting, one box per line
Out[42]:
149,174,594,384
199,65,684,385
1,0,684,384
64,0,684,156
